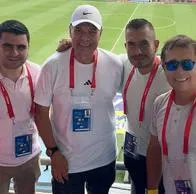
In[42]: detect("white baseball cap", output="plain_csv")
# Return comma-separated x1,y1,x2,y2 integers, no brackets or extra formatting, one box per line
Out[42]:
71,5,102,30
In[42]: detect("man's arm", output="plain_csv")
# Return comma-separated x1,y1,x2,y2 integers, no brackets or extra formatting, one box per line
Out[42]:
35,104,68,183
147,135,162,190
56,38,72,52
35,104,55,147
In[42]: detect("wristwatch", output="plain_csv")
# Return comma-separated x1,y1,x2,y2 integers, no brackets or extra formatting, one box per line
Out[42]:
46,146,59,157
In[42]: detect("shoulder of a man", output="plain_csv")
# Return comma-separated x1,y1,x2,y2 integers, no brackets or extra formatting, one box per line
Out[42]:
150,91,171,136
25,60,41,79
118,53,128,63
98,48,122,63
43,49,70,67
154,91,171,112
26,60,40,69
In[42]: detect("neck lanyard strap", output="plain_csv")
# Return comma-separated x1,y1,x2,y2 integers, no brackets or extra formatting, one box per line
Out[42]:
0,80,15,118
69,48,98,90
123,56,160,122
183,102,196,154
26,64,35,115
162,90,196,156
139,57,159,121
0,64,34,119
123,67,135,115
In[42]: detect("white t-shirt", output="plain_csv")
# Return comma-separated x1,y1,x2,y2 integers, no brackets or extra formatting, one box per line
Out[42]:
34,48,123,173
0,61,41,166
151,91,196,193
121,54,170,156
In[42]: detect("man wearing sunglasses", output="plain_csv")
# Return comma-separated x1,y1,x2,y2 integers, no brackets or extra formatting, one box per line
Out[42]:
165,59,195,72
147,35,196,194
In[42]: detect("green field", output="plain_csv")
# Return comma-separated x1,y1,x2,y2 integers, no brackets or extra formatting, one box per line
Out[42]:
0,0,195,64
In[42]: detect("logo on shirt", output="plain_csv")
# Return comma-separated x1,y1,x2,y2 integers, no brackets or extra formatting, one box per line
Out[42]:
84,80,92,85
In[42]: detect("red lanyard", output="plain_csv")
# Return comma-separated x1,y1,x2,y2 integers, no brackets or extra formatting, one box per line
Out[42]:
123,57,160,122
162,90,196,156
69,48,98,91
0,63,35,119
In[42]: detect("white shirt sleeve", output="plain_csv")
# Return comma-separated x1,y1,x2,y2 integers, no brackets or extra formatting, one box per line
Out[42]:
34,57,58,107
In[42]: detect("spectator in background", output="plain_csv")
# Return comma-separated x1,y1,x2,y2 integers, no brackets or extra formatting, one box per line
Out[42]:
0,20,41,194
147,35,196,194
34,4,123,194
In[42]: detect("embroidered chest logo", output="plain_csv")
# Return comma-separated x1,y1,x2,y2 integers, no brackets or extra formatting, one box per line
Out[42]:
84,80,92,85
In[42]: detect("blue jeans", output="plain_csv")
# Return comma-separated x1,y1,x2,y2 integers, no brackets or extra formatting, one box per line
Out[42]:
52,160,116,194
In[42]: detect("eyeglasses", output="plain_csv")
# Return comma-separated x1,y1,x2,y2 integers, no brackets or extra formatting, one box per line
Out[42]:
165,59,195,71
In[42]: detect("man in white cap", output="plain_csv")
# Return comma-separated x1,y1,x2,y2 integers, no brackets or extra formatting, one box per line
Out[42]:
34,4,123,194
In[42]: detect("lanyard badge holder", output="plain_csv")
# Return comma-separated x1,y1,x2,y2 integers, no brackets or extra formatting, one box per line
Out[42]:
69,48,97,133
71,92,92,132
13,119,34,158
0,64,34,158
15,133,32,157
124,121,142,159
124,131,139,159
175,180,192,194
123,57,160,159
166,157,193,194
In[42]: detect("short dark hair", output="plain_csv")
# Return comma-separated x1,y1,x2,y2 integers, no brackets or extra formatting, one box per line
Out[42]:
0,20,30,44
125,18,155,32
161,34,196,62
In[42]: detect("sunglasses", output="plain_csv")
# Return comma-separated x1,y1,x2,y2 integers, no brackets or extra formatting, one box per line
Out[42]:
165,59,195,71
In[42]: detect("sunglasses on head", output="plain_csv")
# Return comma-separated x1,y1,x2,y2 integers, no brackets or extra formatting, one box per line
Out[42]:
165,59,195,71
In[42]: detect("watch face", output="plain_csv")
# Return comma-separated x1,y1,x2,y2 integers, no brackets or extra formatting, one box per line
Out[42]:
46,147,58,157
46,149,53,157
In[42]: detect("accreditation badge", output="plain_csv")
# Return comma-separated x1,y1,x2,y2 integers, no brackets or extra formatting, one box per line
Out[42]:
167,158,193,194
71,96,92,132
124,131,139,159
13,119,34,158
15,134,32,157
175,180,192,194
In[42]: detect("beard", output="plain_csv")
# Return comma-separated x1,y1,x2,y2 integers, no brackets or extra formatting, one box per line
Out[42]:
2,56,27,70
136,62,151,69
129,55,154,69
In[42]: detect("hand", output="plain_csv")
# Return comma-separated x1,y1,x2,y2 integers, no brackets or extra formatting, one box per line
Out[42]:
51,150,69,183
56,38,72,52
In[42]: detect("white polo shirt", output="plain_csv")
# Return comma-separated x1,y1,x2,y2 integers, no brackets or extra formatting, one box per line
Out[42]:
151,91,196,193
121,54,171,156
0,61,41,166
34,48,123,173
